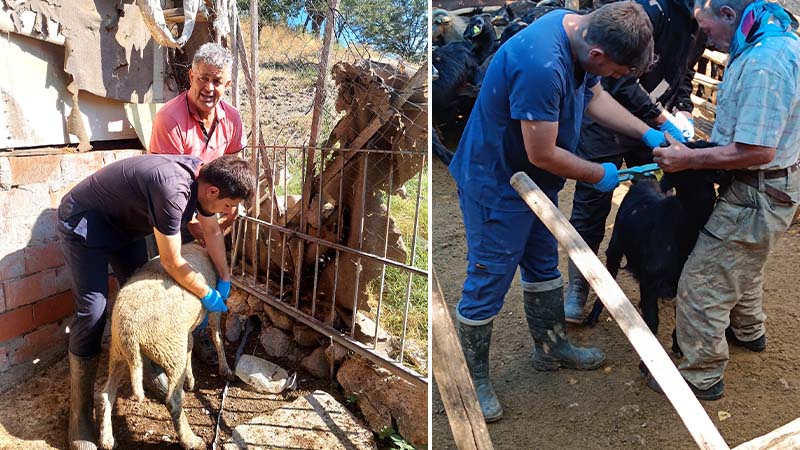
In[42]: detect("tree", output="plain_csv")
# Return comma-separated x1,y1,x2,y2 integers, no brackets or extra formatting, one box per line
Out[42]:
237,0,304,24
339,0,427,61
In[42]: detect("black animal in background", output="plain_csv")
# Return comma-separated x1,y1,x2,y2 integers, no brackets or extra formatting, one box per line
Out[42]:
584,141,729,359
432,41,480,154
463,14,498,65
432,8,468,47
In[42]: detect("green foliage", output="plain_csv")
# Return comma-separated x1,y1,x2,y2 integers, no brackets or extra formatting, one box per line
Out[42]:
379,426,416,450
238,0,301,24
338,0,428,61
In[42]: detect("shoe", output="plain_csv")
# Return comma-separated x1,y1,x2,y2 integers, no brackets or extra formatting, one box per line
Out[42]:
564,260,591,324
141,356,168,401
725,326,766,352
68,352,99,450
457,320,503,422
523,282,605,371
645,374,724,401
192,326,219,366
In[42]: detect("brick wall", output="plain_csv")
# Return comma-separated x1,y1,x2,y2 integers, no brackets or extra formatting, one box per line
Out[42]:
0,150,141,391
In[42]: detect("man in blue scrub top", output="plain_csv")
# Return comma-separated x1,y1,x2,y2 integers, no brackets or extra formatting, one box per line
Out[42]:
448,1,668,422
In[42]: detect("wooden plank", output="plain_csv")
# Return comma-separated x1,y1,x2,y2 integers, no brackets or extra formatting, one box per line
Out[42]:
732,418,800,450
691,94,717,114
162,8,208,23
509,172,730,450
703,49,728,66
432,270,495,450
694,73,720,89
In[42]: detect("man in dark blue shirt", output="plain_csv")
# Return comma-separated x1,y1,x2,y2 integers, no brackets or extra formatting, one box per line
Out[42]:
564,0,705,323
449,2,668,422
59,154,254,449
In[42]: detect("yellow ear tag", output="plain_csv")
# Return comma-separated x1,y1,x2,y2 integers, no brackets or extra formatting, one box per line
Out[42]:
654,168,664,181
472,25,481,35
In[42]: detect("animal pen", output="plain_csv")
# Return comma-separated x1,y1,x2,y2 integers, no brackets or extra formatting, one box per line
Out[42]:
219,0,430,390
432,36,800,450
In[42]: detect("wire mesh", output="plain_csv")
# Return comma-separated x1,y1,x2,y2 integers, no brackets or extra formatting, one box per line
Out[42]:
217,0,428,383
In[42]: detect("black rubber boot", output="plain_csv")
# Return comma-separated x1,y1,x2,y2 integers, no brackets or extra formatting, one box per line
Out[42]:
141,356,168,401
523,284,606,371
457,321,503,422
192,325,219,366
564,260,591,323
68,352,99,450
725,326,766,352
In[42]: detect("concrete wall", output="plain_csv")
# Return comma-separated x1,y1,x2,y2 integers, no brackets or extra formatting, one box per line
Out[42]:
0,149,142,390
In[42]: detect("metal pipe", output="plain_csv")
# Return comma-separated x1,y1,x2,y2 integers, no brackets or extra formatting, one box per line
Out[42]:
236,215,426,276
350,153,369,338
399,155,426,363
373,161,394,350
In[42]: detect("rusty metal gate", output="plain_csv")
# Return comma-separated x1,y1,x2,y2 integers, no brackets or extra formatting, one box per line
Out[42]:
221,0,428,388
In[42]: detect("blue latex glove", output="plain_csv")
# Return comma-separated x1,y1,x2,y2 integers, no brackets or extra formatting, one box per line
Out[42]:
658,118,688,143
672,112,695,140
592,162,620,192
642,128,669,148
200,287,228,313
216,279,231,300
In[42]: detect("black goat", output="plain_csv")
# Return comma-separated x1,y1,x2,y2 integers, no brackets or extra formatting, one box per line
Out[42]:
432,9,467,47
463,14,498,65
584,141,729,358
433,129,454,165
432,41,480,154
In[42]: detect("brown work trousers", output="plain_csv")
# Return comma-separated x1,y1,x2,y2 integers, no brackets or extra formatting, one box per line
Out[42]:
677,173,800,390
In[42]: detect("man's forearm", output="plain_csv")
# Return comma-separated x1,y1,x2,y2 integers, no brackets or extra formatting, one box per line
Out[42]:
153,231,209,298
198,215,231,281
529,145,605,184
586,89,651,139
690,142,776,170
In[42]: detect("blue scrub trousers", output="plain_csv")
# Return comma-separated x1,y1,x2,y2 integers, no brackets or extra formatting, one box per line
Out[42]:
455,186,564,325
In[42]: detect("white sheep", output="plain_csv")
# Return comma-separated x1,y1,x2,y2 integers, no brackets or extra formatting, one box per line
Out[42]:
96,242,234,450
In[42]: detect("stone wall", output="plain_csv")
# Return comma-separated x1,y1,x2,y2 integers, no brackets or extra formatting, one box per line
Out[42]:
0,150,142,391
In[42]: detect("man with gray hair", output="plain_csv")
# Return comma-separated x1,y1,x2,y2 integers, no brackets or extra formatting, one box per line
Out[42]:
151,42,246,166
147,42,247,376
651,0,800,400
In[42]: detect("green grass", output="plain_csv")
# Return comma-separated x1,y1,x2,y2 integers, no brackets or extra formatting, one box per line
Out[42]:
367,166,428,372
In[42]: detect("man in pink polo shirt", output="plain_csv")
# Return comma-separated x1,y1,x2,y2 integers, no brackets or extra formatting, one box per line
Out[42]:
146,42,248,378
150,42,248,246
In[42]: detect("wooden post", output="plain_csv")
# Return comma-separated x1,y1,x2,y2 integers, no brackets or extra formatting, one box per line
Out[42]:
509,172,729,450
732,418,800,450
249,0,260,277
294,0,340,311
432,270,495,450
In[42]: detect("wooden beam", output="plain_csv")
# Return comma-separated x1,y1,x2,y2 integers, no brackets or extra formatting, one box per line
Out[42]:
703,49,728,66
732,418,800,450
162,8,208,23
509,172,730,450
694,73,721,89
432,270,495,450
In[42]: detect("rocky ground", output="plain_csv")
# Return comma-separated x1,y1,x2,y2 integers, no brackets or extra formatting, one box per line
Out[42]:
0,319,376,450
431,158,800,450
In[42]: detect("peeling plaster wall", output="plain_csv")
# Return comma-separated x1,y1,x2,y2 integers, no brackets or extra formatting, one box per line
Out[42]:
0,33,138,148
0,0,183,149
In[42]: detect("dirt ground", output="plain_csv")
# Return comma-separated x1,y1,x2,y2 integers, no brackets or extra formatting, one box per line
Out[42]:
0,320,341,450
431,159,800,449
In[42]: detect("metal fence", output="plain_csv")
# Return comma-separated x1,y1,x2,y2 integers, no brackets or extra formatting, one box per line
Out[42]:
218,0,428,388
